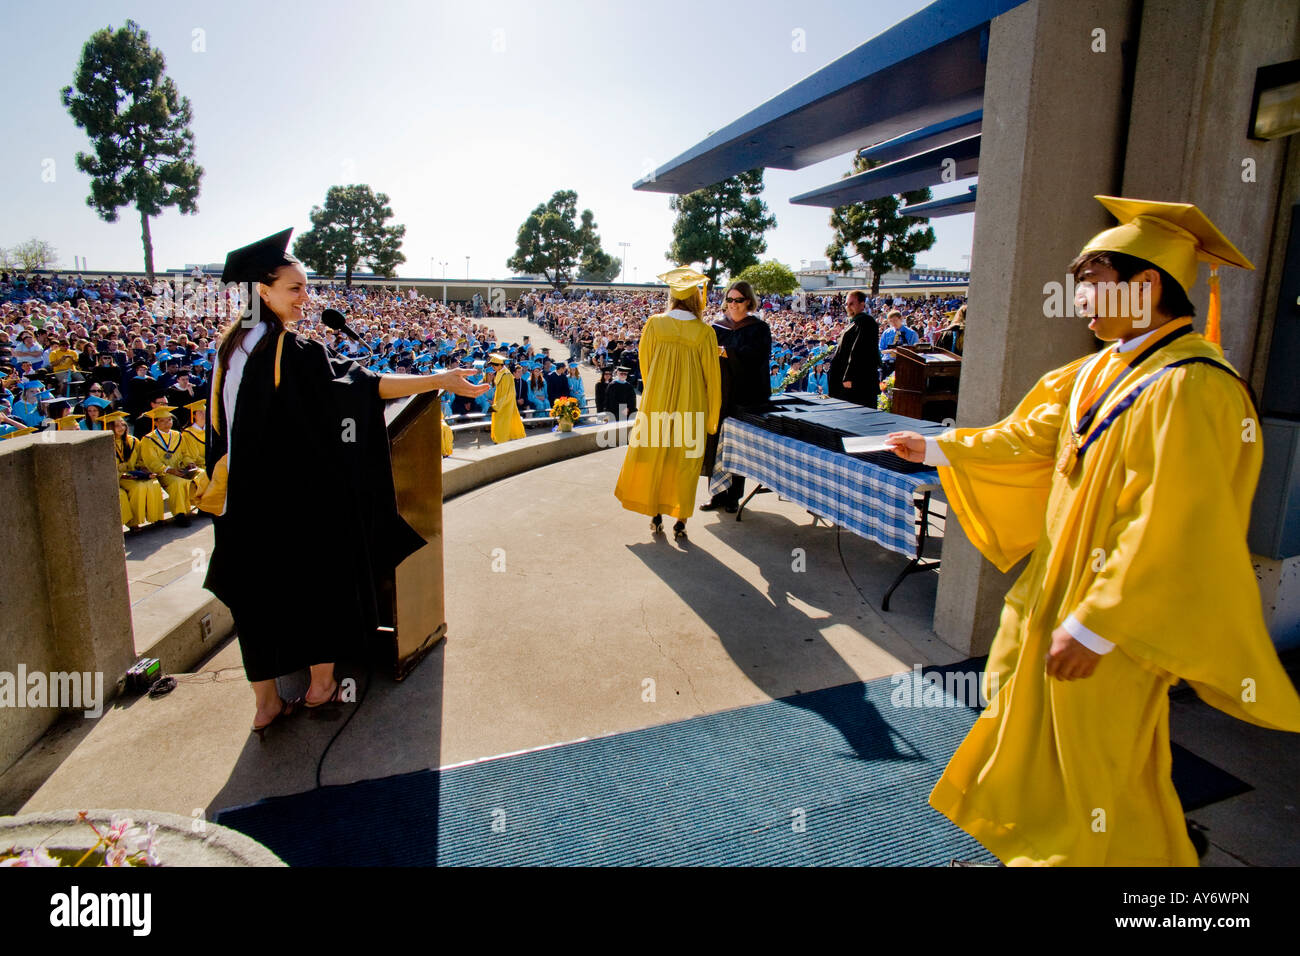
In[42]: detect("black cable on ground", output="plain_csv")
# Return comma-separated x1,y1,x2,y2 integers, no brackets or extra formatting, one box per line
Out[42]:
834,525,875,609
313,661,373,790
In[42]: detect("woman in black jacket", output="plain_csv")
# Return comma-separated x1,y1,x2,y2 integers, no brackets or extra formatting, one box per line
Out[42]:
700,280,771,512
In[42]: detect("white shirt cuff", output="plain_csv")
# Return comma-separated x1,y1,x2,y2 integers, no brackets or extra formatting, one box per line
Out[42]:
923,437,951,467
1062,614,1115,655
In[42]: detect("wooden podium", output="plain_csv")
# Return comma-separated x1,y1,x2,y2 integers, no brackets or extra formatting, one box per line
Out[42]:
380,391,446,680
889,344,962,422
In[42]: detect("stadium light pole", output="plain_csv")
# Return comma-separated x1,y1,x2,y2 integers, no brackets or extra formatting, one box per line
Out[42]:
618,242,630,284
466,256,470,280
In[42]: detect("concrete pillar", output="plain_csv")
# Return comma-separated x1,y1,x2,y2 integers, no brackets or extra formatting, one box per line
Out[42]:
0,432,136,773
933,0,1139,655
1119,0,1300,375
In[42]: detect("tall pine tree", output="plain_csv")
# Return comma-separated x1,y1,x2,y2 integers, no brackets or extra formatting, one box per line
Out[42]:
826,155,936,295
293,185,406,286
667,169,775,285
61,20,203,279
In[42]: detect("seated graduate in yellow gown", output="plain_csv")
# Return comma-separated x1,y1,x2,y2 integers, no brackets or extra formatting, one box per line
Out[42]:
486,353,525,443
136,405,196,525
887,197,1300,866
179,399,210,502
613,268,721,538
107,411,164,529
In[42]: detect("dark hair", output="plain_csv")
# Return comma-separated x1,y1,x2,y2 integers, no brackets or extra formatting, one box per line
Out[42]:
724,280,759,313
1068,250,1195,319
847,290,867,305
215,262,296,379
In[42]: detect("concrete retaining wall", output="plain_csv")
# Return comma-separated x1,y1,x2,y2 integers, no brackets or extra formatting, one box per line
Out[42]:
0,432,136,774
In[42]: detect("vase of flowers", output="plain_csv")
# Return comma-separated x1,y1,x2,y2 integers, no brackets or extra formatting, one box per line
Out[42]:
551,396,581,432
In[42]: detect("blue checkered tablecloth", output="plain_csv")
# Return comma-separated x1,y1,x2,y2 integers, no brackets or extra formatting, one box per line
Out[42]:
708,418,940,558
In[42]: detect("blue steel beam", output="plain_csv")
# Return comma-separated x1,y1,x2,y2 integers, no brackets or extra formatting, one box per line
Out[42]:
790,135,980,206
901,185,978,217
633,0,1028,195
860,110,983,164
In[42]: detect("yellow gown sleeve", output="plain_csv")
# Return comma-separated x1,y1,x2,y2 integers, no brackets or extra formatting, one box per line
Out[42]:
1069,363,1300,731
638,320,656,386
137,434,166,474
492,375,513,413
935,357,1087,572
700,324,721,435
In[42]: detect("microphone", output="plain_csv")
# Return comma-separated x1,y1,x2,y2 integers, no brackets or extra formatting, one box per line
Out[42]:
321,308,370,354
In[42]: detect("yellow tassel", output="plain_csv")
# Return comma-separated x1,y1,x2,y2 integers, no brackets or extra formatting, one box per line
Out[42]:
1206,268,1221,346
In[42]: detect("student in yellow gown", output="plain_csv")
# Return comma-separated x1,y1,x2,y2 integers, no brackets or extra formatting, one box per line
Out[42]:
613,268,721,540
179,399,210,502
108,411,165,529
485,353,524,443
439,401,454,457
136,406,195,525
886,197,1300,866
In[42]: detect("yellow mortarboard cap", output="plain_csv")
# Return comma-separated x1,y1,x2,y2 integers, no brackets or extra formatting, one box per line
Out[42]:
1080,196,1254,345
1,426,37,440
139,406,178,421
100,410,130,424
658,267,709,300
183,399,207,412
486,353,508,365
55,414,85,430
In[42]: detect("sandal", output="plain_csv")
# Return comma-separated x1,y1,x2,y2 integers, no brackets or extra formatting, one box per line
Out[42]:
650,515,664,534
673,520,687,540
304,679,343,708
251,696,300,741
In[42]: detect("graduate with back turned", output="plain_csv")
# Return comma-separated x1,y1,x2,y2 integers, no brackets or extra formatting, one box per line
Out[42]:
886,196,1300,866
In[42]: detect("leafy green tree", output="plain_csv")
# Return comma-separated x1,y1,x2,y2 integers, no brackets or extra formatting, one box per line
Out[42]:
508,190,614,289
735,260,798,295
293,184,406,286
826,155,935,296
61,20,203,279
9,239,60,273
667,169,776,285
576,209,620,282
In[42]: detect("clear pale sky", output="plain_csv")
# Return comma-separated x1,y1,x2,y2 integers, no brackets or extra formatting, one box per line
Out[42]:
2,0,975,280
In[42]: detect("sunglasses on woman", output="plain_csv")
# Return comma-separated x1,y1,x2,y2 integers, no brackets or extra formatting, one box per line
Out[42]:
725,297,748,304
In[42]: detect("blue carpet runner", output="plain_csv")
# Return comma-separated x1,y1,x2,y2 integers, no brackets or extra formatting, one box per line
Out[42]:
216,671,1247,866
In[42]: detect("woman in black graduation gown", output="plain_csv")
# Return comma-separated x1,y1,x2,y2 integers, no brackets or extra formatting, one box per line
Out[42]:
205,229,488,738
700,280,771,512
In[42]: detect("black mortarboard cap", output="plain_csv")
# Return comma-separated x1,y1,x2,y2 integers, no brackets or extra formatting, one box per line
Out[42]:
221,228,299,284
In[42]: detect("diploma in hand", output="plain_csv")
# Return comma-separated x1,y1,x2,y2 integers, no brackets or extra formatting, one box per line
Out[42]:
842,436,897,455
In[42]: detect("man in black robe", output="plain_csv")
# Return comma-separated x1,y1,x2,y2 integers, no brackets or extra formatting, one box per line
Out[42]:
604,365,637,421
125,363,164,436
827,290,880,406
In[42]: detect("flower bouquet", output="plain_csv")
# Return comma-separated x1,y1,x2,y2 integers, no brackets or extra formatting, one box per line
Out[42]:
877,372,895,412
551,396,582,432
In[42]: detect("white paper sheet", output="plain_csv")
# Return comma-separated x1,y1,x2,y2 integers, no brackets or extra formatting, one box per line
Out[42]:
842,435,896,455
